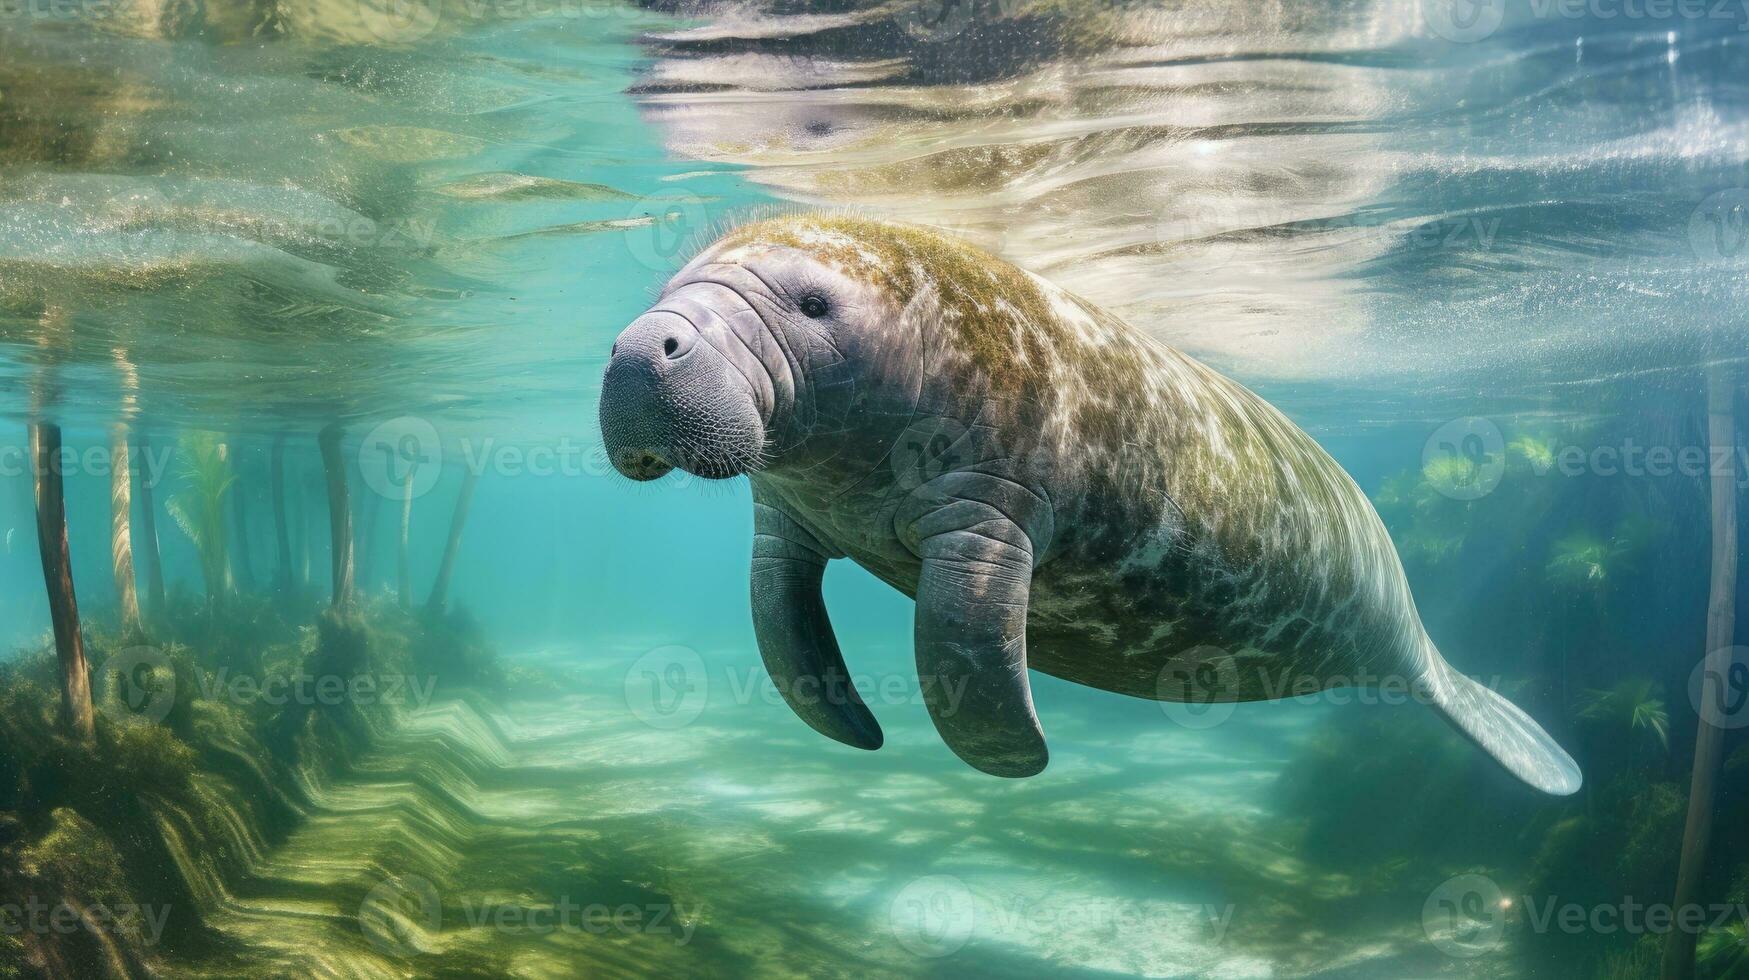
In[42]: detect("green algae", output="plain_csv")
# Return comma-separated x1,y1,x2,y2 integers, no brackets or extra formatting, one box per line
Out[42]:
0,593,520,979
1576,678,1670,753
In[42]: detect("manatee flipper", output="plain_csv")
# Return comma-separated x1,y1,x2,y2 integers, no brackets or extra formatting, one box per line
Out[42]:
1422,648,1582,796
908,488,1050,778
750,500,882,750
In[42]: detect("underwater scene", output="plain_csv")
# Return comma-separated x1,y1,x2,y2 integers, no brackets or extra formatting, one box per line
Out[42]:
2,0,1748,976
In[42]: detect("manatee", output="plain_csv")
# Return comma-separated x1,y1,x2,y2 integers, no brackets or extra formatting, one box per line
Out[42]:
597,213,1582,795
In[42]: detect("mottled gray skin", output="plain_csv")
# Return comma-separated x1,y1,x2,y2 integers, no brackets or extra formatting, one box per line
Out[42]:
599,214,1580,794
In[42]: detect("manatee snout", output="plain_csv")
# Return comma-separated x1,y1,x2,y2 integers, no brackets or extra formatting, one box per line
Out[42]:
599,306,767,481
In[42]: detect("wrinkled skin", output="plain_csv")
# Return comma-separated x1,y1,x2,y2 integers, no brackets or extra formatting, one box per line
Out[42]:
598,213,1581,794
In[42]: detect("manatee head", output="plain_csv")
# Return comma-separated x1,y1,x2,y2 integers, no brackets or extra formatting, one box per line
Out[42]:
600,214,882,481
599,212,1055,483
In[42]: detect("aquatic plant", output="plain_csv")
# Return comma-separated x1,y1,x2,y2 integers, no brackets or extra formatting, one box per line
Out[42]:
1526,772,1685,923
1546,519,1658,606
1420,453,1485,498
1398,528,1467,566
0,592,510,977
1508,434,1557,472
165,431,237,607
1698,921,1749,979
1595,936,1664,980
1373,467,1478,569
1371,469,1419,512
1545,531,1624,588
1576,678,1670,753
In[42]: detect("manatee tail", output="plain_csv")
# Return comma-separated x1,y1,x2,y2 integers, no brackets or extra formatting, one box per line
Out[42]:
1422,652,1582,796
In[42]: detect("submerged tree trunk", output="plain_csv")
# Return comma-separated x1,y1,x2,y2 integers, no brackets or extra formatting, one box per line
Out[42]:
135,428,168,614
271,434,292,593
108,425,142,637
230,447,257,594
32,423,95,741
319,424,355,610
289,464,309,592
358,478,381,593
397,473,413,609
213,439,236,599
1660,365,1739,980
109,347,143,637
426,468,478,615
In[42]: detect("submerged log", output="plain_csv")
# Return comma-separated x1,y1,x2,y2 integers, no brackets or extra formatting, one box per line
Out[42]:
359,474,382,591
398,472,414,609
231,451,258,593
109,424,143,637
319,424,355,609
426,468,478,614
297,466,319,591
271,434,293,592
109,347,143,636
1659,365,1739,980
32,422,95,741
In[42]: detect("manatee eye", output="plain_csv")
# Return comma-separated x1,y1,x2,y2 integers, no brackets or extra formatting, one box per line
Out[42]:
799,294,829,318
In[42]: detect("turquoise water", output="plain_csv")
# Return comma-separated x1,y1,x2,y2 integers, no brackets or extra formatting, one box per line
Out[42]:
2,2,1748,978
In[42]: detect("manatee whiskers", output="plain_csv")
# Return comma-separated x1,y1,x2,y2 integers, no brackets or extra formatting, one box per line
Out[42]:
669,434,770,480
